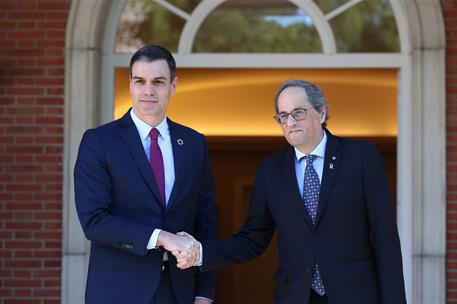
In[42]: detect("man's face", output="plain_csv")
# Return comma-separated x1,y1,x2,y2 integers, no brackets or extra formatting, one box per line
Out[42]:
129,59,176,125
277,86,325,153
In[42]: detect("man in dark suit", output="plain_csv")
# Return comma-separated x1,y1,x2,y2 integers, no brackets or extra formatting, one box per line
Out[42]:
74,45,217,304
175,79,406,304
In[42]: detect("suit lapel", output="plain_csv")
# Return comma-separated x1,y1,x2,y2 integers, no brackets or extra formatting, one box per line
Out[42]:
165,119,185,211
316,130,342,224
281,147,313,227
118,111,164,208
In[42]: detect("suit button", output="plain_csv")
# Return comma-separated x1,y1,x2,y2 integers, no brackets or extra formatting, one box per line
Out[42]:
121,243,133,250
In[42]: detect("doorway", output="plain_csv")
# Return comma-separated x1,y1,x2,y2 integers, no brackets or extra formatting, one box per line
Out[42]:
64,1,446,303
207,136,396,304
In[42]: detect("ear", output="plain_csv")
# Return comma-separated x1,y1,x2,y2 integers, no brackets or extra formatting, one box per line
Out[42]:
129,74,133,95
320,111,326,123
171,76,178,95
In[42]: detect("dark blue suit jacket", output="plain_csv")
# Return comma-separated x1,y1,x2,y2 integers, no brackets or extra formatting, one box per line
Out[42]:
74,110,217,304
202,130,405,304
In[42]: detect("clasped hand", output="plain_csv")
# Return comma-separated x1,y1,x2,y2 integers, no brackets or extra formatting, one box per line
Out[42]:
158,231,200,269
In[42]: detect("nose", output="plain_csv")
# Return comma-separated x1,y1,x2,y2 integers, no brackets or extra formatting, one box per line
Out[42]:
286,114,297,127
144,83,155,96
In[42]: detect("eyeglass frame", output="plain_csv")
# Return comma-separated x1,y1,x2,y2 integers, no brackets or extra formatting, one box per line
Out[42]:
273,107,315,124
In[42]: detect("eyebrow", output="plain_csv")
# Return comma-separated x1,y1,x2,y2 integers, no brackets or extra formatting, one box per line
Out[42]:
279,107,305,114
131,76,168,81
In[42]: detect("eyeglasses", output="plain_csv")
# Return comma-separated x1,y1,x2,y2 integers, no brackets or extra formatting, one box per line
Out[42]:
274,107,314,124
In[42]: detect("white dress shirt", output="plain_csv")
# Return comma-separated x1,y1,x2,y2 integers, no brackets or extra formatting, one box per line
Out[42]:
130,110,211,302
294,131,327,196
130,109,175,249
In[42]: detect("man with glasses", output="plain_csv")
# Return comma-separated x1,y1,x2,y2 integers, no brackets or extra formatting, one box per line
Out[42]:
173,79,406,304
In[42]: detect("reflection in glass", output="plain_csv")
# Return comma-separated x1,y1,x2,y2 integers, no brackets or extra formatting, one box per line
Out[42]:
320,0,400,52
116,0,188,53
193,0,322,53
314,0,349,14
167,0,200,14
115,0,399,54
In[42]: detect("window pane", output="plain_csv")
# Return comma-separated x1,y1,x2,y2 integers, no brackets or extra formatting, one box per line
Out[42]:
324,0,400,52
167,0,200,14
115,0,186,53
314,0,349,14
193,0,322,53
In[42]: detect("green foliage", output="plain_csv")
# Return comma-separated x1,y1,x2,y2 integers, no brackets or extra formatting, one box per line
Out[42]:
116,0,201,52
314,0,350,14
167,0,200,14
117,0,399,54
135,1,185,51
193,8,322,53
316,0,399,52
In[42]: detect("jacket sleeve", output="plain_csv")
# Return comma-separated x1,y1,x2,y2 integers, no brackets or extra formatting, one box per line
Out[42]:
363,143,406,303
201,161,276,272
74,129,152,256
194,137,218,300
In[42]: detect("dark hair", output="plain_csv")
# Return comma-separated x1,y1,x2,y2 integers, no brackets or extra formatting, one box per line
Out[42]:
274,79,329,127
129,45,176,81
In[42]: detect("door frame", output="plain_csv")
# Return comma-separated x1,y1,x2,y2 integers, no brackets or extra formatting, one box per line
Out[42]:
63,1,445,303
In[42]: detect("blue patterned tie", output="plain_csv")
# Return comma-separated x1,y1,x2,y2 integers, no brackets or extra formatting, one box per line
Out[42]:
303,155,326,295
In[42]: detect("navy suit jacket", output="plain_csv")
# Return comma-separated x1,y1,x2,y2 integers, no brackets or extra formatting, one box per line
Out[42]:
74,110,217,304
202,130,405,304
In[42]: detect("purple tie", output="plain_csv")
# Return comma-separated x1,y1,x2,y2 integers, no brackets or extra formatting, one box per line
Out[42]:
149,128,165,206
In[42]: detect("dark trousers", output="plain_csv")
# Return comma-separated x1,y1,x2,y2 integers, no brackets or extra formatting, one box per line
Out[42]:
309,289,329,304
153,263,178,304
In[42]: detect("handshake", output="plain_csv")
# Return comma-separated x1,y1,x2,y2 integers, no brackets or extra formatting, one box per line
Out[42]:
157,230,201,269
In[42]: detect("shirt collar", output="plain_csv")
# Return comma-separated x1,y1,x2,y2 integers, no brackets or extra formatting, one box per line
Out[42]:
130,109,169,141
294,130,327,161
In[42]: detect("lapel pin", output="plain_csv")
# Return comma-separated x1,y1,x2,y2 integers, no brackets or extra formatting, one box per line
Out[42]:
177,139,184,145
329,163,334,170
332,156,336,160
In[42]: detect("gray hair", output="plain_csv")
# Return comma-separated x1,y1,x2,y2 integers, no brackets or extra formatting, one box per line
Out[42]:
274,79,329,127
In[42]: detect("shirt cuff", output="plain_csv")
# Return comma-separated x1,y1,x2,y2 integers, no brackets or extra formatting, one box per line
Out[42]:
195,296,213,303
146,229,162,249
196,241,203,266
